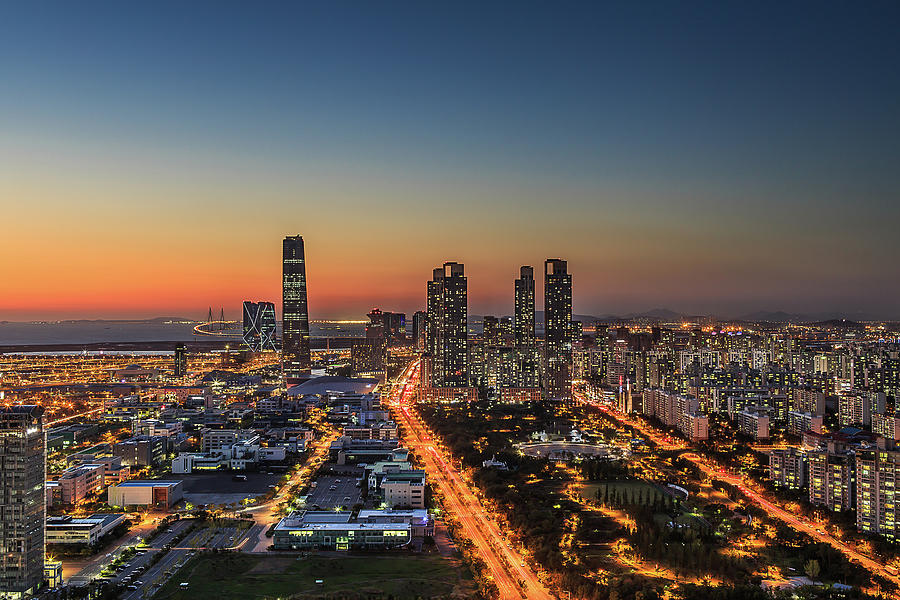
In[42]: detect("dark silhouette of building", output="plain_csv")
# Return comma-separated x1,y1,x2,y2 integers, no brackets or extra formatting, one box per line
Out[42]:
482,316,501,346
514,266,540,388
366,309,406,344
544,259,573,400
174,343,187,377
0,406,45,597
426,262,468,387
412,311,427,350
282,235,311,382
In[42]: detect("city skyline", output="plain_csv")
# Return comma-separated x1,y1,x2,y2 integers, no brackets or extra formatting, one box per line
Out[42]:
5,4,900,599
2,2,900,321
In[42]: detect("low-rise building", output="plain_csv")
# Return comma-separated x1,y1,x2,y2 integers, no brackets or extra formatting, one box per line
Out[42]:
46,513,127,545
113,436,166,467
107,480,183,508
342,422,399,440
171,453,228,473
272,509,429,551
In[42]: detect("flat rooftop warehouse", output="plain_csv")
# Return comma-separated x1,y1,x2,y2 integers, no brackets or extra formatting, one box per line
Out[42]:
107,480,184,508
113,480,182,487
287,376,380,396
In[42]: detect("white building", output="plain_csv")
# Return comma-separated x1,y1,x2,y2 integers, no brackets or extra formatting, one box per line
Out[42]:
380,471,426,509
46,514,127,545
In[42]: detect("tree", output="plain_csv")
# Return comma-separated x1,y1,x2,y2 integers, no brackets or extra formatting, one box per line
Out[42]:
803,558,820,581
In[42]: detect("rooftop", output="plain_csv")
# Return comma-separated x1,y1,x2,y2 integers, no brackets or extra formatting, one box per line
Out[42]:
287,376,380,397
112,480,181,488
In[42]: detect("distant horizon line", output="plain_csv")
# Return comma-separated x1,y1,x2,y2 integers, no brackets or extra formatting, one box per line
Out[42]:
3,307,899,324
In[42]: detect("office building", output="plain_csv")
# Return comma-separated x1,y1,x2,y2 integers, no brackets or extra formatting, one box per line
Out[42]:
45,514,127,546
425,262,468,388
514,266,539,389
0,406,45,598
380,470,426,509
242,300,277,352
174,343,187,378
544,259,572,400
112,436,166,467
283,235,312,382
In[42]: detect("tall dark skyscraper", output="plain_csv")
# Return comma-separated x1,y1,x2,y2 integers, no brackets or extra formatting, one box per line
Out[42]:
243,301,277,352
514,265,539,388
544,259,573,400
515,266,536,348
0,406,45,597
426,262,468,388
282,235,311,382
412,310,427,350
174,343,187,377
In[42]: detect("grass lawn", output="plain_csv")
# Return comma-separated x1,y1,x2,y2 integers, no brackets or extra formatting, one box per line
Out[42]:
152,552,474,599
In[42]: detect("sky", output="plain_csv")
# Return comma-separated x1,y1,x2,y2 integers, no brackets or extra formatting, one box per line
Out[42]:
1,1,899,321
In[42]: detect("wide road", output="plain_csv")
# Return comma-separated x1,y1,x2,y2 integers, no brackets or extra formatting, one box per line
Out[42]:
238,429,338,553
389,360,554,600
574,390,900,591
65,513,167,585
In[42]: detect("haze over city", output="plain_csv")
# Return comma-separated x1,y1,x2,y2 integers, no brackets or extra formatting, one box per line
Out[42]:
2,2,899,321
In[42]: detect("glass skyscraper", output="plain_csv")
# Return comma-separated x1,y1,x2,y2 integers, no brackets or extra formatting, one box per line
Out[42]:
514,265,539,388
0,406,45,598
243,300,277,352
544,259,573,400
282,235,311,382
426,262,468,388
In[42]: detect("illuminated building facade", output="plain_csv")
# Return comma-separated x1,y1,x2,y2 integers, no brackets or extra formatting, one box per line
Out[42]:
808,445,855,512
242,301,277,352
282,235,311,381
411,311,427,351
768,447,807,490
544,259,572,400
425,262,468,388
856,442,900,539
514,266,539,389
174,343,187,377
0,406,45,598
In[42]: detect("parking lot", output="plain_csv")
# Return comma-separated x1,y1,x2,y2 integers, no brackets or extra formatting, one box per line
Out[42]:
174,471,282,507
305,475,362,509
118,522,249,600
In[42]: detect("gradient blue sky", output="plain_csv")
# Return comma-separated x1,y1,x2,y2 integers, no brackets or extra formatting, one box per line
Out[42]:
1,1,898,320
